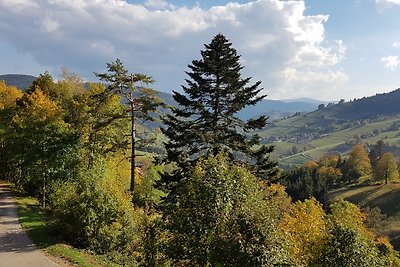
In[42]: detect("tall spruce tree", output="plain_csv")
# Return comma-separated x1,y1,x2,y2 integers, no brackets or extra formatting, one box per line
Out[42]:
162,34,276,181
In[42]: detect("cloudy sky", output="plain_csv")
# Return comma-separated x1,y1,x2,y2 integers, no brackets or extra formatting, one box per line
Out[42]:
1,0,400,100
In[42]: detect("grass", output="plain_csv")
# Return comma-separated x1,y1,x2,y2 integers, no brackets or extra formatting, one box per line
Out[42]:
9,184,119,267
328,183,400,250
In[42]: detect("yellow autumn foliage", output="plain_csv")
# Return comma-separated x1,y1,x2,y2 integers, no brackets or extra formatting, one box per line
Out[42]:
26,88,61,121
0,80,23,110
280,198,327,267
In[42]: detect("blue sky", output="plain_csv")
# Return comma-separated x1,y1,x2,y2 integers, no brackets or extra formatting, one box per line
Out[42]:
1,0,400,101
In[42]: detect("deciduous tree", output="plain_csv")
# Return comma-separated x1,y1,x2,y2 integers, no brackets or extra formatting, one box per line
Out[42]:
164,154,291,266
373,152,399,184
280,198,327,266
0,81,23,180
342,143,372,183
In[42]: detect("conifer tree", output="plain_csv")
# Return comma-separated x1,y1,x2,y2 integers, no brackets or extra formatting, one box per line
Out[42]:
96,59,162,197
162,34,276,180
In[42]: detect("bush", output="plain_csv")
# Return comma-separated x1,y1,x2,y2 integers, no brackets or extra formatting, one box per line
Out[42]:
164,154,292,266
49,160,143,255
311,226,383,267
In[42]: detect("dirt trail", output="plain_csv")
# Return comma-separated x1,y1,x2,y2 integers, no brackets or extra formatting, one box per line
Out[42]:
0,183,59,267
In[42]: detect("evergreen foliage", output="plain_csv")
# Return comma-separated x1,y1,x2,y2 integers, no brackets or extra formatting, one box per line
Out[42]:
161,34,276,182
283,164,328,207
96,59,163,196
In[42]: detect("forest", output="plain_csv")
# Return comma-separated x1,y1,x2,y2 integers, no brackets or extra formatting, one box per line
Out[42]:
1,34,400,266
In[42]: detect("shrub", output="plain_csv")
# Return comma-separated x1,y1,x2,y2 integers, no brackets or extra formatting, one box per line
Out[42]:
164,154,292,266
49,160,143,254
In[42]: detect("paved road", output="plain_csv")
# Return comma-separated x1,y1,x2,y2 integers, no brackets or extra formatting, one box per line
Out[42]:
0,183,59,267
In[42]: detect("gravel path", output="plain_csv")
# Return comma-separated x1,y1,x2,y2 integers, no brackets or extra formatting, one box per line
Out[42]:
0,182,59,267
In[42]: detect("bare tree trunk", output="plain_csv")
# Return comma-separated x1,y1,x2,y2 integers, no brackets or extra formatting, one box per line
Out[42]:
42,172,46,208
130,101,136,197
1,141,6,180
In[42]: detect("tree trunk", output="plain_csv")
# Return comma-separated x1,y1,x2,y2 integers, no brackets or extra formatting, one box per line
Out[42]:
1,141,6,180
130,101,136,197
42,172,46,208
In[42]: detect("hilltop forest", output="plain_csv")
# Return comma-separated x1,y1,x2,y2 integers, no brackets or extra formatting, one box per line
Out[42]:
1,34,400,266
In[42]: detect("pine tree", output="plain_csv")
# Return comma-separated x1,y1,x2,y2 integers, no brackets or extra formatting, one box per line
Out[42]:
162,34,276,181
96,59,162,197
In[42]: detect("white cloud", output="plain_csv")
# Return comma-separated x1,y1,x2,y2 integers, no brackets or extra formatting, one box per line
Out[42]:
41,17,60,33
393,41,400,48
0,0,38,10
376,0,400,9
145,0,176,10
0,0,347,100
381,56,400,70
279,68,348,100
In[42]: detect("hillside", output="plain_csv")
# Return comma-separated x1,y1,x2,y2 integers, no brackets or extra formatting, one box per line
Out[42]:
329,184,400,250
259,88,400,168
0,74,36,90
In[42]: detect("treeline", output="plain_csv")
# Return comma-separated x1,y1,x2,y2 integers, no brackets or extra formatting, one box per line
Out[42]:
283,141,400,207
1,34,400,266
312,89,400,122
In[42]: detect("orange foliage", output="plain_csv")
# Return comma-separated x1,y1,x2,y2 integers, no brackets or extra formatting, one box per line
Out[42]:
304,160,318,169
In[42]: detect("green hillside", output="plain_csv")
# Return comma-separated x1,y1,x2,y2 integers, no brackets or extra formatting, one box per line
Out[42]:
259,89,400,168
329,184,400,250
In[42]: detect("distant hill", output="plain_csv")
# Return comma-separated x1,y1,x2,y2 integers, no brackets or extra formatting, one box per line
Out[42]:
159,91,322,121
237,99,320,120
281,97,333,105
0,74,36,90
268,88,400,133
320,89,400,121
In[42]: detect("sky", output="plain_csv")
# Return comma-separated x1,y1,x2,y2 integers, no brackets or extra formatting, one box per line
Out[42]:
1,0,400,101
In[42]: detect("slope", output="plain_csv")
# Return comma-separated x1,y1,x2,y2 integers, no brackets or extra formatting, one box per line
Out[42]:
259,88,400,168
329,184,400,250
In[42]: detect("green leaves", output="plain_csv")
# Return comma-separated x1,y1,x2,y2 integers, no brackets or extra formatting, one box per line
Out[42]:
373,152,399,184
164,154,291,266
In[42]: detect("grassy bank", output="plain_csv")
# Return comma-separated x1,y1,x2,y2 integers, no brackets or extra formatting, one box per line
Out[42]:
10,184,118,267
328,183,400,251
